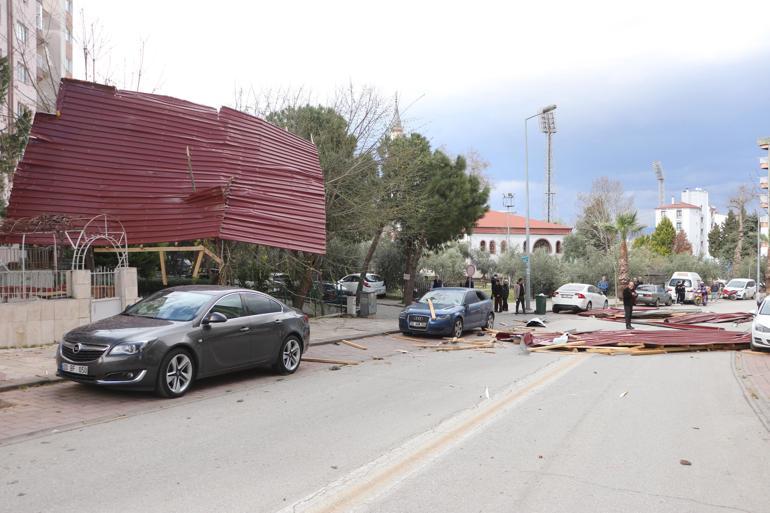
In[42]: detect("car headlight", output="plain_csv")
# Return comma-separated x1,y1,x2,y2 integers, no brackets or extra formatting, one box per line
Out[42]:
109,340,152,356
754,324,770,333
399,312,407,319
436,314,451,320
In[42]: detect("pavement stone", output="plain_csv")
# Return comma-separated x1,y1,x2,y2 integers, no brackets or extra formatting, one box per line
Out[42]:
735,349,770,429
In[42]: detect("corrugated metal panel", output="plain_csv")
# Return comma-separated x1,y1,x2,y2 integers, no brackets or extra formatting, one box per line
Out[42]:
6,80,326,253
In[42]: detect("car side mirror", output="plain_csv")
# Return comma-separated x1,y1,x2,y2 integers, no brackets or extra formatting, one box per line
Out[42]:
202,311,228,326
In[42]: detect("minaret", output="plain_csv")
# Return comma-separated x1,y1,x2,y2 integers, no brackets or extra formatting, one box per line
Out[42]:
390,93,404,140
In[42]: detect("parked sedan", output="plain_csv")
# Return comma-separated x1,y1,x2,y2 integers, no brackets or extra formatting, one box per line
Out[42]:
337,273,386,297
635,284,672,307
56,286,310,398
552,283,608,313
722,279,757,300
399,288,494,338
751,299,770,351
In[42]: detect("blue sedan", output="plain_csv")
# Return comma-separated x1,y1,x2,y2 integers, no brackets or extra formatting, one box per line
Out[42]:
399,288,495,338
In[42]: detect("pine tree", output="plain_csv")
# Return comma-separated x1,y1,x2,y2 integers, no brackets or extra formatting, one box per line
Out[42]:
650,217,676,255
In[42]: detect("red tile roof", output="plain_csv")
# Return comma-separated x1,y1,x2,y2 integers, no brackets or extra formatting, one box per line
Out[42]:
473,211,572,235
656,202,700,210
6,80,326,253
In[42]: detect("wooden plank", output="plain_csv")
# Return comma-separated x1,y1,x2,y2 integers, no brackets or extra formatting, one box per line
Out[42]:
435,344,494,352
159,251,168,286
630,349,667,356
202,246,224,266
340,339,368,350
427,299,436,320
191,250,205,279
302,357,360,366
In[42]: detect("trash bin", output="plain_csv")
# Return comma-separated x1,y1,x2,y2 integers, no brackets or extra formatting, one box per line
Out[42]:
346,295,356,315
535,293,547,315
366,292,377,315
359,292,377,316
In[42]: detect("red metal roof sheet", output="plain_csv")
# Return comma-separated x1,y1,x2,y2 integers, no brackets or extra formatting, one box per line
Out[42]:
6,80,326,253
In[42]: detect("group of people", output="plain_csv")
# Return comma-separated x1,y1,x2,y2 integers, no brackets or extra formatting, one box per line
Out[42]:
490,274,526,314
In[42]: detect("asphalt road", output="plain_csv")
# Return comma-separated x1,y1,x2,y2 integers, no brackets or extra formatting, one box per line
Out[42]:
1,328,768,513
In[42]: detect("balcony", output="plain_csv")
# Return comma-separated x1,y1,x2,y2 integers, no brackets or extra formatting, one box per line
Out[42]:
761,156,768,170
762,197,769,209
762,176,768,189
759,137,770,151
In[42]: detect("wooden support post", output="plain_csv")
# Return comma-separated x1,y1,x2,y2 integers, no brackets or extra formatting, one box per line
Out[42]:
192,250,205,279
159,251,168,286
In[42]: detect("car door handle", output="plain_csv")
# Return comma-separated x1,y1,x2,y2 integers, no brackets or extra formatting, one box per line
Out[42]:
274,319,283,324
239,327,250,332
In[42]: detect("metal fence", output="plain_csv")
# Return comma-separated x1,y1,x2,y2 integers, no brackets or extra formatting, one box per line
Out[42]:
0,245,59,271
0,270,69,302
91,268,116,299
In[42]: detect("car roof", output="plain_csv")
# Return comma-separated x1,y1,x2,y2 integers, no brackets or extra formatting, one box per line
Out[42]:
163,285,256,296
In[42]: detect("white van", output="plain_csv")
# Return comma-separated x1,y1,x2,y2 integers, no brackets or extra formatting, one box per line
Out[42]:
666,272,703,302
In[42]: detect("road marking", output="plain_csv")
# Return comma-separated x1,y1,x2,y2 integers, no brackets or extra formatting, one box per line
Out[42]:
279,355,587,513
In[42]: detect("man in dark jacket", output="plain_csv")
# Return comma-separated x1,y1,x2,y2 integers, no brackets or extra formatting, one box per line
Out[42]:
515,278,526,314
502,279,510,311
623,281,637,330
491,274,502,313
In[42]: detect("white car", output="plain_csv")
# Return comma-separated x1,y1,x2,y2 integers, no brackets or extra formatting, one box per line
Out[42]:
751,300,770,351
337,273,386,296
722,278,757,300
552,283,609,313
666,272,703,302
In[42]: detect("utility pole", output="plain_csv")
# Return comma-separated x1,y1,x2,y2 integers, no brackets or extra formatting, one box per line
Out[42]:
502,193,514,253
540,111,557,222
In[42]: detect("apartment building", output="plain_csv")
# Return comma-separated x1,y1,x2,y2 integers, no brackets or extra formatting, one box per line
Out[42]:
655,188,717,258
1,0,73,128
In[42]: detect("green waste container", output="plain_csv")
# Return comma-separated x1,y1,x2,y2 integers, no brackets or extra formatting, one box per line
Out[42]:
535,293,547,315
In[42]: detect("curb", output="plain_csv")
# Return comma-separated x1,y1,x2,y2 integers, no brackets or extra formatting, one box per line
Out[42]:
0,329,401,394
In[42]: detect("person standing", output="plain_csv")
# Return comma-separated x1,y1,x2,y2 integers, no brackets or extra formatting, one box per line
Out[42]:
502,279,510,311
515,278,526,314
623,281,637,330
492,274,503,313
597,275,609,296
711,281,719,301
675,281,685,304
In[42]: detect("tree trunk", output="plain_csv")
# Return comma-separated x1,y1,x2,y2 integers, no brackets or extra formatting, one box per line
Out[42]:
402,240,419,305
734,211,744,269
618,240,629,287
293,252,321,309
355,224,386,309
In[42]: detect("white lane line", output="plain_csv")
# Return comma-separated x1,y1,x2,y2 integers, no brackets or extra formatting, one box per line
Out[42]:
278,355,588,513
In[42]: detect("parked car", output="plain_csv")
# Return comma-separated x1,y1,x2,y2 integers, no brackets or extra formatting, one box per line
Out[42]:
398,287,494,338
751,298,770,351
337,273,386,297
666,272,703,303
56,285,310,398
635,284,672,307
552,283,608,313
722,278,757,300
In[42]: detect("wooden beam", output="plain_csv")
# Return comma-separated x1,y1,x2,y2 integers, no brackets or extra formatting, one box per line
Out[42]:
159,251,168,286
201,246,223,266
340,339,368,350
192,250,205,279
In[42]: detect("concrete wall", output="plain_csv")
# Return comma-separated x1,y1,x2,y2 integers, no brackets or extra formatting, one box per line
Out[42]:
0,267,139,348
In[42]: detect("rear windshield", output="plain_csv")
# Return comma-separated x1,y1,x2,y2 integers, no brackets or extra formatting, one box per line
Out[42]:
558,285,584,292
669,279,692,288
367,274,382,282
637,285,654,291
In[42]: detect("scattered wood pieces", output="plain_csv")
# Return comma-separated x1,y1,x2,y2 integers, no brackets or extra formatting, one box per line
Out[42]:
303,357,360,366
340,339,368,350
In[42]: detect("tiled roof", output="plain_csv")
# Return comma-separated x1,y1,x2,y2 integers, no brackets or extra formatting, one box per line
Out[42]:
473,211,572,234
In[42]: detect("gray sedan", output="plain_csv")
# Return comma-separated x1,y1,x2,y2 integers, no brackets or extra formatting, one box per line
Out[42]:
56,285,310,398
635,284,672,307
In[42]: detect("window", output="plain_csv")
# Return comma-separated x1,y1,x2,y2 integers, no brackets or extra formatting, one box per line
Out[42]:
15,63,30,84
65,0,73,13
65,26,72,42
36,2,43,30
676,210,682,218
676,222,682,231
489,240,496,254
17,102,27,117
661,210,667,218
242,293,282,315
210,294,245,319
556,241,562,254
480,240,486,252
500,241,507,253
15,22,28,45
64,57,72,76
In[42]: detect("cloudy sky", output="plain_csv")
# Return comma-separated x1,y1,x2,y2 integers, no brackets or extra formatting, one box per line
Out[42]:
74,0,770,228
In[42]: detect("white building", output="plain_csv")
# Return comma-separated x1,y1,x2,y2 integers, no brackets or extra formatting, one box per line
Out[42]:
654,188,717,257
465,211,572,258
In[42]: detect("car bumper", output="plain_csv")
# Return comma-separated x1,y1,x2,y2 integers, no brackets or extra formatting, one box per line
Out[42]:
399,317,453,335
55,345,158,390
751,332,770,349
553,299,587,310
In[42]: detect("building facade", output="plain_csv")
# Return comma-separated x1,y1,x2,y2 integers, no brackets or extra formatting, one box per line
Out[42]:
654,188,716,258
465,210,572,257
1,0,73,125
759,137,769,257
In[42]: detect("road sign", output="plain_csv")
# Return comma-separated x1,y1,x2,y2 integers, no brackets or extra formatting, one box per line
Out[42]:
521,255,529,263
465,264,476,278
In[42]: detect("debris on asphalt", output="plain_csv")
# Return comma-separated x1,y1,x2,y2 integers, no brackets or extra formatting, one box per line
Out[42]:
526,318,547,328
680,459,692,466
303,357,360,366
329,366,341,371
340,339,368,350
484,386,490,399
619,391,628,398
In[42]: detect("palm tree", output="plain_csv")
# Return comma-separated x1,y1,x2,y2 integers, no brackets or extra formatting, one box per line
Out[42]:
606,212,644,287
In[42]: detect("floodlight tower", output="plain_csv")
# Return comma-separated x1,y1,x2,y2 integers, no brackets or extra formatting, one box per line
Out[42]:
653,161,665,206
539,111,557,222
502,193,515,251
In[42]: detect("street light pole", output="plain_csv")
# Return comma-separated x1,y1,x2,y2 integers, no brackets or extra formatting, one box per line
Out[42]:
523,104,557,311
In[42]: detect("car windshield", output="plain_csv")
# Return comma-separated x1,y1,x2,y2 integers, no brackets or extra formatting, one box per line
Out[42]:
760,301,770,315
124,290,211,321
419,289,465,306
669,279,692,287
726,280,748,289
558,285,584,292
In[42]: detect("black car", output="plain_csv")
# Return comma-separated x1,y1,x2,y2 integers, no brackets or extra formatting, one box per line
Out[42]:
56,285,310,398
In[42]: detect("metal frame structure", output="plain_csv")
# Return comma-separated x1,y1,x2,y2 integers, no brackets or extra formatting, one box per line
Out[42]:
65,214,129,270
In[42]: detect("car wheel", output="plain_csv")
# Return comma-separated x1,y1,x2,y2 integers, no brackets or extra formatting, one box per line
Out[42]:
274,336,302,375
586,301,592,311
603,300,609,309
484,312,495,330
654,298,659,308
453,318,464,338
552,305,560,313
156,348,195,398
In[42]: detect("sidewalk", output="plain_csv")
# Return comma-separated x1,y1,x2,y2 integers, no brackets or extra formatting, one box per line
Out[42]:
0,311,401,393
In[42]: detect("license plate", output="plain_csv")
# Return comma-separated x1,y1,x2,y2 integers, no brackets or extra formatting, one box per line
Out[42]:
410,321,427,328
62,363,88,375
561,294,573,298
